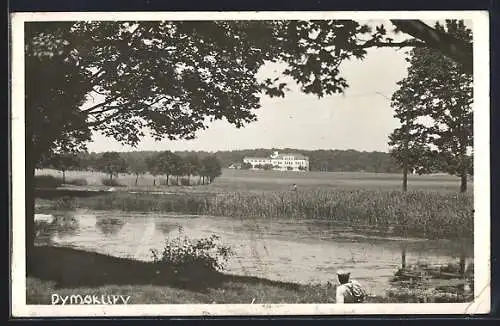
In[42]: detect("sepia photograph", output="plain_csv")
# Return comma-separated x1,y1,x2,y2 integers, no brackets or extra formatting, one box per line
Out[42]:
10,11,490,316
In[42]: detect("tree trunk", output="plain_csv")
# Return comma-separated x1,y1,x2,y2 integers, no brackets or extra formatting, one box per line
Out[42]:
153,177,156,186
187,175,190,186
26,147,36,273
459,252,466,277
460,171,467,193
401,246,407,269
62,170,66,184
135,174,139,186
402,162,408,192
176,175,179,185
166,175,169,186
110,172,113,181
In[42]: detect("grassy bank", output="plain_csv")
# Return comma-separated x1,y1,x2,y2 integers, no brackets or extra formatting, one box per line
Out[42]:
27,246,342,304
41,189,473,239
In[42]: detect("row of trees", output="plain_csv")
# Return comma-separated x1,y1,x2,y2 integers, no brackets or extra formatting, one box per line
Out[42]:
39,151,222,186
388,21,473,192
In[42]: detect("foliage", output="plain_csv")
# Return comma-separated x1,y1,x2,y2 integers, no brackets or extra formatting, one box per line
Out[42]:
26,22,93,163
65,178,88,186
46,153,80,174
183,154,201,177
96,152,127,180
100,178,124,187
125,155,148,184
34,175,63,188
200,155,222,183
389,20,473,192
151,227,234,272
147,151,182,180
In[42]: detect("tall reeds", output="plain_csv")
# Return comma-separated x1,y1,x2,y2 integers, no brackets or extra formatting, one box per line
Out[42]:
46,189,473,239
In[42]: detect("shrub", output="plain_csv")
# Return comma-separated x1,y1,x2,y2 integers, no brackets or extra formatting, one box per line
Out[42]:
66,178,88,186
35,175,62,188
100,178,123,187
180,178,191,186
151,226,234,273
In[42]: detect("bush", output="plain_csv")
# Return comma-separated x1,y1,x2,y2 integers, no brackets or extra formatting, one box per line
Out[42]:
180,178,191,186
35,175,62,188
151,226,234,273
66,178,88,186
101,178,123,187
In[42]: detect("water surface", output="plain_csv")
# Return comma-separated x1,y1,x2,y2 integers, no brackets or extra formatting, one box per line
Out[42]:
34,209,472,296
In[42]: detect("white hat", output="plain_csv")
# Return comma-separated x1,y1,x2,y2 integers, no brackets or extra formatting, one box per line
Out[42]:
336,270,351,276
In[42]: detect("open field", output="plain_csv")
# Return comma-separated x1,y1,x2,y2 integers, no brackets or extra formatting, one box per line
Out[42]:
36,168,473,193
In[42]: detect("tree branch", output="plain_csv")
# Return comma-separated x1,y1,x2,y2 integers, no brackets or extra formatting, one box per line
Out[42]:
80,97,117,113
87,110,123,127
390,20,473,74
361,38,426,49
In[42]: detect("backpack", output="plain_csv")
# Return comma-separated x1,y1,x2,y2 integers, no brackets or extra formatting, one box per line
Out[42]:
344,281,367,303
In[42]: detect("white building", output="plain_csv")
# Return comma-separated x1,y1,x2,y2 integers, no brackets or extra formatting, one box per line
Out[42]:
243,151,309,172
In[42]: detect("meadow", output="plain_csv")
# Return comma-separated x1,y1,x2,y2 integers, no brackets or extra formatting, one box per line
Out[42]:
37,167,473,193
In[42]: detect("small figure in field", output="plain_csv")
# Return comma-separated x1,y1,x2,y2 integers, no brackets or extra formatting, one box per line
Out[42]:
335,270,367,304
292,184,298,192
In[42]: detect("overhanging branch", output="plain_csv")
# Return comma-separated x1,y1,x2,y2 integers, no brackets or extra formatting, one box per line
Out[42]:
361,38,426,49
390,20,473,75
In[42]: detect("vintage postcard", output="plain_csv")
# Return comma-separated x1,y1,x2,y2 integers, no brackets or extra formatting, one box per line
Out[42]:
10,11,490,317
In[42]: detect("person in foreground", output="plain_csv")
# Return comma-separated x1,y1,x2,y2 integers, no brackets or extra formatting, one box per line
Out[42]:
335,270,367,303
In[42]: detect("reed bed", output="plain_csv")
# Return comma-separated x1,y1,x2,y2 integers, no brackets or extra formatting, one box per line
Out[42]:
48,189,473,239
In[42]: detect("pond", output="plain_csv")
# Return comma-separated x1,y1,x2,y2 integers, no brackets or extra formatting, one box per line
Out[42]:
34,209,473,296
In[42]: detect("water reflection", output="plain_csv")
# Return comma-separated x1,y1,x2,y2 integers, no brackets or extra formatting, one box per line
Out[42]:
96,217,125,236
35,214,80,244
154,221,180,235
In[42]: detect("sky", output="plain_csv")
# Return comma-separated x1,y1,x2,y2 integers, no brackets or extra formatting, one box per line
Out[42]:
86,21,413,154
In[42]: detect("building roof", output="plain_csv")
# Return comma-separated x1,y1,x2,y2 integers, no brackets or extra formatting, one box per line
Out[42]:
244,153,309,160
243,157,270,160
276,153,309,159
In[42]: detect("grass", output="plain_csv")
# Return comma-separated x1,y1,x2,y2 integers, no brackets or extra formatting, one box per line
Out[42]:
27,246,342,304
36,168,473,193
41,188,473,240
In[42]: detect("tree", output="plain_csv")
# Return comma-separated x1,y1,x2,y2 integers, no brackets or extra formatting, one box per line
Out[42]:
145,155,161,186
184,154,201,185
241,162,253,170
47,153,80,183
201,156,222,184
96,152,127,180
171,155,185,186
126,155,148,186
389,20,473,192
25,19,473,263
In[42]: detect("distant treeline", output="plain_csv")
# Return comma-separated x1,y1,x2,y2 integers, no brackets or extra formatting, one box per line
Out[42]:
175,149,402,173
73,148,404,173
